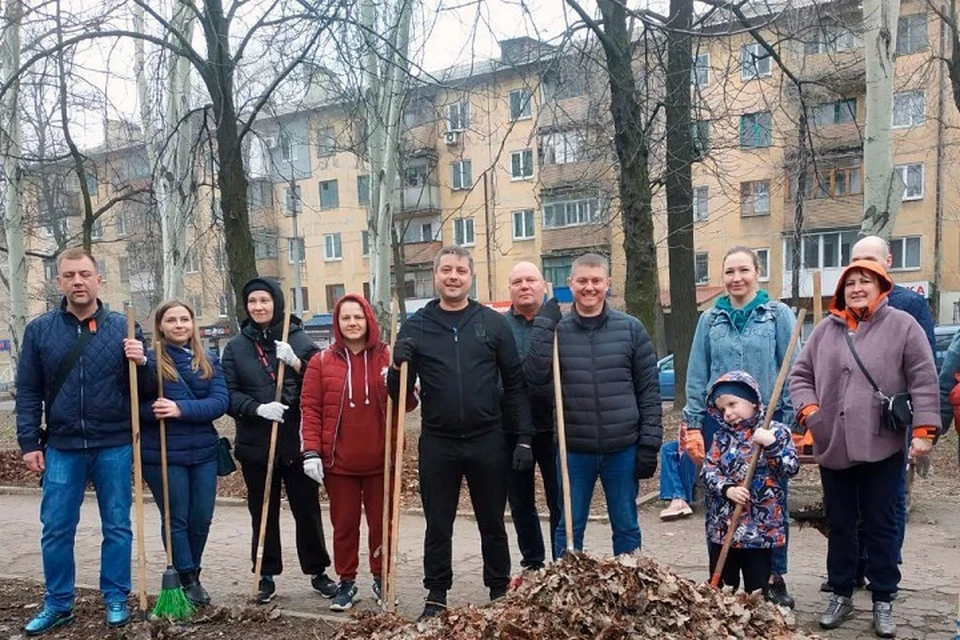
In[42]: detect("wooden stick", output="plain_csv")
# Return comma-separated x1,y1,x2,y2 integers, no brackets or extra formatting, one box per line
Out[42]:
156,347,174,567
553,330,575,552
252,311,293,596
812,270,823,325
385,360,408,612
709,308,806,588
379,297,399,610
127,308,148,612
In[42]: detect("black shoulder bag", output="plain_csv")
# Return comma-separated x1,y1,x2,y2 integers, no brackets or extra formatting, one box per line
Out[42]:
843,331,913,433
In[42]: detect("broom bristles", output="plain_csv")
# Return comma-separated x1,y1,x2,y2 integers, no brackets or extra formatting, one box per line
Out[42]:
152,568,195,621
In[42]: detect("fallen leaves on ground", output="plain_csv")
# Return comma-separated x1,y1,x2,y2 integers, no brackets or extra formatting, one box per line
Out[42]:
333,552,819,640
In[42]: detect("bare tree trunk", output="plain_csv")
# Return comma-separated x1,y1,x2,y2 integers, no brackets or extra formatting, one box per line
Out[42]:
861,0,901,237
664,0,696,408
791,107,808,307
1,0,28,370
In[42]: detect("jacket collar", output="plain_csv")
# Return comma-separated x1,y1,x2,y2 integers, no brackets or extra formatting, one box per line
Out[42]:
570,301,609,327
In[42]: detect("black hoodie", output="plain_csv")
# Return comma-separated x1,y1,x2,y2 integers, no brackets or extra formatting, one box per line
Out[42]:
221,277,319,465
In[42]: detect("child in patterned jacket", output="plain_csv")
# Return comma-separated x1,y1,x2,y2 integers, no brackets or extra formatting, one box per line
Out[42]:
701,370,799,599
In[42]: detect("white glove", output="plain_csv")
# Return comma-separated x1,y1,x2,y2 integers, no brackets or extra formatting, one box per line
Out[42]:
303,457,324,484
256,401,288,423
751,428,776,448
274,341,300,367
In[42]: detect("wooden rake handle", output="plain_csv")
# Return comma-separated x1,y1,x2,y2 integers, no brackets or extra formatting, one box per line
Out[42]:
127,308,148,611
709,308,806,588
380,296,399,610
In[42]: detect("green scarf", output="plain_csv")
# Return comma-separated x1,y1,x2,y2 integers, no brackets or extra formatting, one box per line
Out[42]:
715,290,769,334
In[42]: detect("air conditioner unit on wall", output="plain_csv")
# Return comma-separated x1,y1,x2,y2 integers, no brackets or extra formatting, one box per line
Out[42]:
444,131,460,145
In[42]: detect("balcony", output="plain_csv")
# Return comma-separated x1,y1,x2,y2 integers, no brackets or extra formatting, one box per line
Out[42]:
401,122,438,158
394,183,441,216
781,267,843,299
539,162,593,190
402,240,442,266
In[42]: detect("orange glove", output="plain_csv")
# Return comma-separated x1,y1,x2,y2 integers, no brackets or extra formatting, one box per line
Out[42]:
684,429,705,466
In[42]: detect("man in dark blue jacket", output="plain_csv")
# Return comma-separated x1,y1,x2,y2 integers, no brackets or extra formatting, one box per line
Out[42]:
502,261,559,571
16,248,149,635
388,246,533,621
524,253,662,559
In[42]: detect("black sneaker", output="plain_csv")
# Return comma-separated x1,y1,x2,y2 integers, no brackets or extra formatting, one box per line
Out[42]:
765,575,795,609
256,576,276,605
417,590,447,622
312,573,338,599
489,586,507,601
329,581,358,612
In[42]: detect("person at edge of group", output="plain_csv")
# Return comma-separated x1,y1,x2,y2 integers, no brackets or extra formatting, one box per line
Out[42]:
502,262,561,571
388,246,535,622
939,328,960,463
221,277,336,605
702,371,799,597
299,293,418,612
139,299,229,607
524,253,663,559
664,246,798,608
789,259,939,638
822,235,939,596
17,247,150,635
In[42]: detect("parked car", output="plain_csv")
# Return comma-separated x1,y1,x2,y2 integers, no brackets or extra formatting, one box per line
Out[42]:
935,324,960,371
658,354,675,402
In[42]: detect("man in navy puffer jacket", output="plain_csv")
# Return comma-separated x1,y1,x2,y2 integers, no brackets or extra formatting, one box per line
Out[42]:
16,248,150,635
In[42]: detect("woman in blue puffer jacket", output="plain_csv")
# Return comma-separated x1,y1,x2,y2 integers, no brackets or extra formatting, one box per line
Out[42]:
141,299,229,607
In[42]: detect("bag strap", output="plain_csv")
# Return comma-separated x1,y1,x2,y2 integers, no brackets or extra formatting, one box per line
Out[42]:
47,319,96,409
843,331,886,398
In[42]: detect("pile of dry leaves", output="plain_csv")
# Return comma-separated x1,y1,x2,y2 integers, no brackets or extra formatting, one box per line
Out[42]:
334,553,818,640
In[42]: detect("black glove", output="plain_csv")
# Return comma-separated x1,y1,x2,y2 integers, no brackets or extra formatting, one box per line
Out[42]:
537,297,562,325
392,337,416,368
512,443,534,472
635,446,658,480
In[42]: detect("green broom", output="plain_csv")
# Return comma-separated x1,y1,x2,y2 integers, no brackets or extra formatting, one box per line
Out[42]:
152,352,195,621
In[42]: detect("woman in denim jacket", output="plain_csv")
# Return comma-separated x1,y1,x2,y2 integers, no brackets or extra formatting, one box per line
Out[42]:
657,246,797,606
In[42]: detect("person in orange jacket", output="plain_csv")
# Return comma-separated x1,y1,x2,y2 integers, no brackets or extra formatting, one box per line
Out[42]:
300,294,417,611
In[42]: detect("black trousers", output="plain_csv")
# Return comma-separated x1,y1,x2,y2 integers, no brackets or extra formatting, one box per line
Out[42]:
419,429,510,591
820,451,903,602
505,432,560,568
708,543,772,594
241,460,331,576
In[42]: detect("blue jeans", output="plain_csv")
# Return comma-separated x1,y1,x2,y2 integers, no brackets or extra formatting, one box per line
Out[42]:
40,445,132,612
658,414,721,503
143,459,218,573
554,445,640,558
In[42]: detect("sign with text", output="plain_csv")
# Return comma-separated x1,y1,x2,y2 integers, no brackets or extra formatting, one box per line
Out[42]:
900,281,930,299
200,325,234,338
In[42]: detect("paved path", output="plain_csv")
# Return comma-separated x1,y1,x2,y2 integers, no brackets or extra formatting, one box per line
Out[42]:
1,489,957,639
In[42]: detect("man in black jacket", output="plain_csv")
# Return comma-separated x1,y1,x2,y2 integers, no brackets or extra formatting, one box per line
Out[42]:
502,261,559,571
388,246,534,621
525,253,662,559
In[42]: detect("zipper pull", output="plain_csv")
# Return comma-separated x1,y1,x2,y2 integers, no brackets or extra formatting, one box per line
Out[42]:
452,327,458,343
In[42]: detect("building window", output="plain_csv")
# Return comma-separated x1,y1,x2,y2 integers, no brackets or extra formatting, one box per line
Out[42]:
740,180,770,216
691,53,709,87
319,179,339,209
755,248,770,281
289,287,310,312
189,294,202,318
543,197,600,229
812,98,856,127
692,120,710,159
451,160,472,191
541,61,586,102
288,237,306,264
84,174,97,194
278,133,295,162
784,230,859,271
740,43,771,80
541,130,585,165
90,218,103,240
804,161,862,198
894,163,924,200
695,253,709,285
284,185,302,216
510,149,534,179
513,209,535,240
897,14,927,54
804,26,857,54
361,230,370,256
543,255,574,287
325,284,345,311
96,259,107,281
118,257,129,283
185,248,199,273
402,221,434,243
508,88,532,120
739,111,772,148
889,236,921,270
41,218,67,238
454,218,475,246
357,175,370,206
253,231,278,259
218,295,229,318
115,211,128,236
214,246,226,271
323,233,342,261
316,126,336,157
693,186,709,221
447,101,470,132
892,91,925,128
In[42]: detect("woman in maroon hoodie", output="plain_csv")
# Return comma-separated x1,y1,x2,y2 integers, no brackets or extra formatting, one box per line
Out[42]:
300,294,417,611
790,259,938,638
